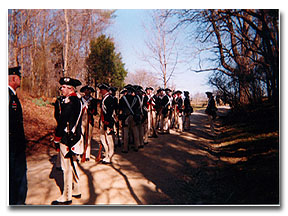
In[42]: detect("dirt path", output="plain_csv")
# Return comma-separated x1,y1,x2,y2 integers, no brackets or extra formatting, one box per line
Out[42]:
26,107,230,205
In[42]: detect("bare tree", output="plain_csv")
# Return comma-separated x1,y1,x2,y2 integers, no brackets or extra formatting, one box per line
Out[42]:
125,69,160,89
172,9,279,107
142,9,179,89
8,9,115,97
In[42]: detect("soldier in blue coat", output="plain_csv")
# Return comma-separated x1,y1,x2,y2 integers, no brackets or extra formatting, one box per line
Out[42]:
9,66,27,205
98,83,115,164
119,85,141,153
205,91,218,136
183,91,193,131
52,77,83,205
160,88,173,134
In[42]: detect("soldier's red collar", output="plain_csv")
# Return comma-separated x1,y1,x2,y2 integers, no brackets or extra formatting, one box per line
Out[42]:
67,92,77,97
103,92,110,97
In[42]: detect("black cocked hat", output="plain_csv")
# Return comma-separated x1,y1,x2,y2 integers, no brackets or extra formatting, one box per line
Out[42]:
80,85,95,93
97,83,110,90
9,66,21,77
59,77,82,87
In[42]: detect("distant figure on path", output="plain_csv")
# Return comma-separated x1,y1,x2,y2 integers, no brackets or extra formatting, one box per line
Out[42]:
183,91,193,131
205,91,218,136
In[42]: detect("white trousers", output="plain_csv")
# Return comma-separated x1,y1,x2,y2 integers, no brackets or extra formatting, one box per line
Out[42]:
100,123,114,163
147,110,157,136
177,112,183,132
161,114,170,133
57,143,81,202
83,124,93,159
143,118,148,143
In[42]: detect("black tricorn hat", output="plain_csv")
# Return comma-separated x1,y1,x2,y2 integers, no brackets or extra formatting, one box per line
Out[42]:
205,91,213,96
184,91,189,95
120,89,127,94
80,85,95,93
9,66,21,77
175,90,182,94
124,84,132,89
59,77,82,87
109,86,118,92
157,88,164,94
165,88,172,93
145,87,154,91
126,86,136,93
97,83,110,90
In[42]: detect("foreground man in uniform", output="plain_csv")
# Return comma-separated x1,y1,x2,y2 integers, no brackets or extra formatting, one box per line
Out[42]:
9,66,27,205
52,77,83,205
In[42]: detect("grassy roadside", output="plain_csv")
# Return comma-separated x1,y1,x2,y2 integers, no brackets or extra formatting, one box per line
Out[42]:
211,102,279,204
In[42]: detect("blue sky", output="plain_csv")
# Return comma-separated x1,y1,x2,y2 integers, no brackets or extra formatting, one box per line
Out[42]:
107,9,214,96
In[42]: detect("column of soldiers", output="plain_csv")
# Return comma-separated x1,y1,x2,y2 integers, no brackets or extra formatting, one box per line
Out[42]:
50,77,196,205
8,65,215,205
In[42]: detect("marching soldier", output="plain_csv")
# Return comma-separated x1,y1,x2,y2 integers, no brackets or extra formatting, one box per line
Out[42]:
145,87,158,138
142,89,149,144
98,83,115,164
119,85,141,153
9,66,27,205
109,87,120,147
170,91,177,129
175,90,184,132
80,85,98,161
134,85,145,148
156,88,165,130
205,91,218,136
183,91,193,131
53,87,65,170
52,77,83,205
119,88,128,146
160,88,173,134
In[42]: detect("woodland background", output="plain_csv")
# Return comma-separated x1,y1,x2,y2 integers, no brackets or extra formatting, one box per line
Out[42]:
8,9,279,110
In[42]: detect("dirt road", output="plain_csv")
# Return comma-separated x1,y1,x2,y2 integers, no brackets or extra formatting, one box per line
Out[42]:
26,107,230,205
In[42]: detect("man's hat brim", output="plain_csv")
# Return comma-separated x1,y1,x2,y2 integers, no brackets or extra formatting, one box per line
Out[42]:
9,66,21,77
165,88,172,92
80,85,95,92
109,87,118,92
120,89,127,94
126,86,136,93
145,87,154,91
97,83,110,90
205,91,213,95
59,77,82,87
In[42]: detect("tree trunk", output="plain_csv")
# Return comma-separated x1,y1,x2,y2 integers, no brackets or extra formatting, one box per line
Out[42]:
64,9,70,76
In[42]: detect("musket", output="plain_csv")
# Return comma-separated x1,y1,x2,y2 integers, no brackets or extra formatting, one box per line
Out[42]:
81,107,90,163
116,120,121,147
95,142,102,162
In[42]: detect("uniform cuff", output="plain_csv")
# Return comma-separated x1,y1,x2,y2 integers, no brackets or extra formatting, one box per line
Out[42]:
54,136,61,143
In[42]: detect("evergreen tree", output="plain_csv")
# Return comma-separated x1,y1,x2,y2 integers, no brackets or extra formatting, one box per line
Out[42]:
86,34,127,89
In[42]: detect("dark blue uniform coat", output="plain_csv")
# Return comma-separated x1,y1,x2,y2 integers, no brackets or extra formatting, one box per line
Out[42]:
9,87,27,205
